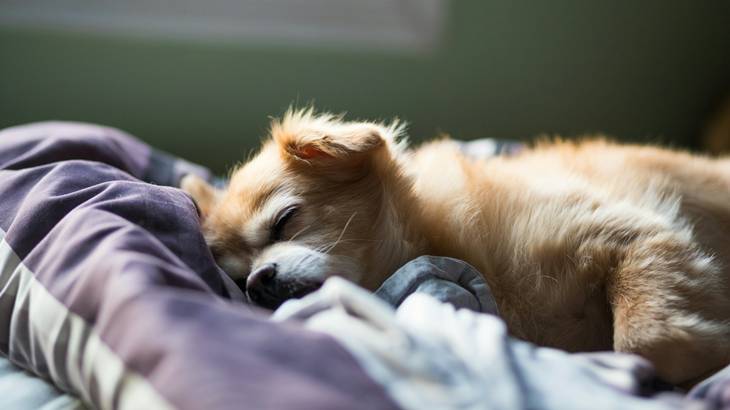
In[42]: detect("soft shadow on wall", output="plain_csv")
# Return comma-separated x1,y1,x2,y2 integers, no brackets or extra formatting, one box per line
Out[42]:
0,0,729,174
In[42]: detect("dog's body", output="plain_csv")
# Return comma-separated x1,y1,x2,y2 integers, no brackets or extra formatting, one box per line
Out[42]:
183,110,730,386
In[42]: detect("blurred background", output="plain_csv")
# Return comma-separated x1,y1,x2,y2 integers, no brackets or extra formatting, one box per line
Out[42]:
1,0,728,174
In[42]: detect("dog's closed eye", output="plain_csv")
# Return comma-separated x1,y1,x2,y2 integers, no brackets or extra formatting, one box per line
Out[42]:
271,206,299,242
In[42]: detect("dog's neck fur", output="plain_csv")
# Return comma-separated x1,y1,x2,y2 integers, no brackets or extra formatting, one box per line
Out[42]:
364,150,474,290
365,146,503,294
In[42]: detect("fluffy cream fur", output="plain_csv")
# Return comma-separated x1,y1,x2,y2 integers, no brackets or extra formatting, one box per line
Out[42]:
183,109,730,386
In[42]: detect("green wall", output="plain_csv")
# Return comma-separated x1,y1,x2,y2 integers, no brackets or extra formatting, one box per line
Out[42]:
1,1,728,174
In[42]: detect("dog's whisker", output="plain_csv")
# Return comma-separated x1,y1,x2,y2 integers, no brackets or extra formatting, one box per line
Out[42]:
289,222,314,242
323,212,357,255
288,210,333,243
306,238,384,259
330,238,384,243
312,243,332,254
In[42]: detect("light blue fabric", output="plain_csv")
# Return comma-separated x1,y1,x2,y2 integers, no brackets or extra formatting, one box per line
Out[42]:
0,356,86,410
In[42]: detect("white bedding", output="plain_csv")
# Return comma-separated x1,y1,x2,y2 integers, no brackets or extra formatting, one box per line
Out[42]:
0,356,85,410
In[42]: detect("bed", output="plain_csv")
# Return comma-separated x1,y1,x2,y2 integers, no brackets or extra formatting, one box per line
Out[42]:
0,121,726,409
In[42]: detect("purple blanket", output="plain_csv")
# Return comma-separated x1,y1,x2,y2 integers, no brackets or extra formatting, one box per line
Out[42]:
1,122,728,410
0,122,398,410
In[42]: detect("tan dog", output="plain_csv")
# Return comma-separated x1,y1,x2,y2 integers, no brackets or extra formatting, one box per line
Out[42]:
183,109,730,386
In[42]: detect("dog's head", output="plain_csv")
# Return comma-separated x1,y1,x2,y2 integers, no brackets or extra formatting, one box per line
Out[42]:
183,109,412,309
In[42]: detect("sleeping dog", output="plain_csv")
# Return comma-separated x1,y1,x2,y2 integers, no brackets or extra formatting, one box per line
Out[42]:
183,108,730,386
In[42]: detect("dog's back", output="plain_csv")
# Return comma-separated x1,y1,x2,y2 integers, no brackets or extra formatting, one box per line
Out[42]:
408,139,730,385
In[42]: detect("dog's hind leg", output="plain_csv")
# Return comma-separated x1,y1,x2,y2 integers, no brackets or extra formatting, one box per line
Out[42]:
608,232,730,386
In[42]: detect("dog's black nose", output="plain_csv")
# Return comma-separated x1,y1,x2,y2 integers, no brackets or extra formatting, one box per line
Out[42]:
246,263,277,290
245,263,324,310
246,263,281,309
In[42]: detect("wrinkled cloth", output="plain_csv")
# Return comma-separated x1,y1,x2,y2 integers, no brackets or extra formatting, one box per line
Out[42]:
0,122,399,410
275,278,705,410
375,255,499,315
690,366,730,410
0,356,86,409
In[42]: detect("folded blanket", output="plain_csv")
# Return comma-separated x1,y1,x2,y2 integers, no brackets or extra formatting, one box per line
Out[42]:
375,255,499,315
275,278,701,410
0,122,398,410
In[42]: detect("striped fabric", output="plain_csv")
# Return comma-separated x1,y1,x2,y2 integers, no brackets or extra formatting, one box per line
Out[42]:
0,122,399,410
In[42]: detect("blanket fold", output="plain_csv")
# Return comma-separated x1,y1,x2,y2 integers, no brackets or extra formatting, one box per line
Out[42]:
276,277,702,410
0,122,399,410
375,255,499,315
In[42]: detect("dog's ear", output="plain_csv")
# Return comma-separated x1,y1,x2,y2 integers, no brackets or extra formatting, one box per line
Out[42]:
276,126,384,163
181,174,219,220
271,109,395,166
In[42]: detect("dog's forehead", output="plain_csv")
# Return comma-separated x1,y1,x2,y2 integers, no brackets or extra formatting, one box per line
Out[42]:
229,146,286,206
233,143,281,180
216,144,299,231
